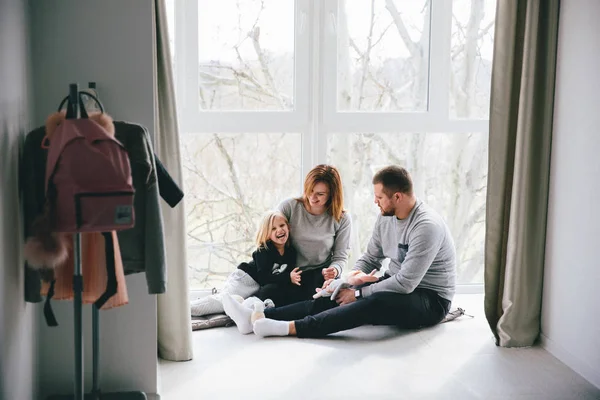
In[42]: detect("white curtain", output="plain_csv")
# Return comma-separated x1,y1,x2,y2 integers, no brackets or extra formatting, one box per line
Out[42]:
154,0,193,361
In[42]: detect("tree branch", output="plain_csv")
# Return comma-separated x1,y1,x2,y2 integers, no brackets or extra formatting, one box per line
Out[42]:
199,68,291,106
451,20,494,60
183,162,233,200
385,0,420,57
248,26,286,109
212,134,255,229
357,0,376,109
349,37,408,111
365,133,404,165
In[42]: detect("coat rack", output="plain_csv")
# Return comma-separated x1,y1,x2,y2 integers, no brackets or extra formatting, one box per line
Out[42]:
47,83,147,400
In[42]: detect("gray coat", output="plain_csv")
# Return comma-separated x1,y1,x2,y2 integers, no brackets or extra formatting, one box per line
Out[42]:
21,121,166,302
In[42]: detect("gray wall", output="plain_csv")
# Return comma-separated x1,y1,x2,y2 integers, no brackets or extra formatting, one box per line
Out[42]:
29,1,159,397
0,0,38,399
542,0,600,390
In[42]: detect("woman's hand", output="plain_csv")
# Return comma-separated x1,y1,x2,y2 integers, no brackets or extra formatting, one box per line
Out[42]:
347,270,378,286
313,279,350,299
290,267,302,286
322,266,338,280
313,279,334,298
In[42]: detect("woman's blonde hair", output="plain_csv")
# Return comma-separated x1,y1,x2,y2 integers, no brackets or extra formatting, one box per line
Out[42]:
299,164,345,222
255,210,290,250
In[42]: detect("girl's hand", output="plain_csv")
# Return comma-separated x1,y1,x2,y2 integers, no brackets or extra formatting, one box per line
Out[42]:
347,270,378,286
290,267,302,286
322,266,338,280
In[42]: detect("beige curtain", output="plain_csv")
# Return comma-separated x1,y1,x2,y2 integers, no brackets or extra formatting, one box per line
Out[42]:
154,0,193,361
484,0,561,347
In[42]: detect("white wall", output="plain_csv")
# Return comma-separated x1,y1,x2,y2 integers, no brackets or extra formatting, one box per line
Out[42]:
0,0,38,399
542,0,600,390
29,0,160,397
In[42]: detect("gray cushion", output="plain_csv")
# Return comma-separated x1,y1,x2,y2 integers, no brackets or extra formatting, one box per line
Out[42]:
191,313,234,331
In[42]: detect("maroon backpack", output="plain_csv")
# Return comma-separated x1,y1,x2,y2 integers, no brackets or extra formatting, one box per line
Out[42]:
44,92,135,232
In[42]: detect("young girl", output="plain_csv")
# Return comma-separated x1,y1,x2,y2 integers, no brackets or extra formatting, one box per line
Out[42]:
190,211,301,321
237,210,301,290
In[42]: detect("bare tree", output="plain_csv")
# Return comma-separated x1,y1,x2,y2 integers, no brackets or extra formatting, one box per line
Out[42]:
179,0,495,288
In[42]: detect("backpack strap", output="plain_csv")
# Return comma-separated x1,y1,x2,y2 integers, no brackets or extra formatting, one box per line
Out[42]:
43,279,59,327
94,232,118,310
43,232,118,324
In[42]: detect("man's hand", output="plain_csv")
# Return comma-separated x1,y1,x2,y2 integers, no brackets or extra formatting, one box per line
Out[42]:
290,267,302,286
322,266,338,280
313,279,350,299
335,288,357,305
347,270,378,286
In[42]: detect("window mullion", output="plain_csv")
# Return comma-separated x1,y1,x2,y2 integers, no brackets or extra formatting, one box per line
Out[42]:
314,0,330,165
318,0,338,142
301,0,326,176
300,0,316,178
428,0,453,123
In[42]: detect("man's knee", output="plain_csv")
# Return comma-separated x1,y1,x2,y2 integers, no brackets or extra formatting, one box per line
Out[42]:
312,297,338,313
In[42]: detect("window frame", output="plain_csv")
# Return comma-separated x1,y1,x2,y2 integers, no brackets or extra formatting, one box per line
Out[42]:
175,0,488,294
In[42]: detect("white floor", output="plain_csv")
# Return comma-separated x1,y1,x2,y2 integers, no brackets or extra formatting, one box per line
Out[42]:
159,295,600,400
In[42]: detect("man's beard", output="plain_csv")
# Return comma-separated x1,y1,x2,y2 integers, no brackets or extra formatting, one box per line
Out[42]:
380,206,395,217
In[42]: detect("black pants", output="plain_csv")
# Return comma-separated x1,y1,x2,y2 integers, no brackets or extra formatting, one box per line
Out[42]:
264,287,451,338
256,268,325,307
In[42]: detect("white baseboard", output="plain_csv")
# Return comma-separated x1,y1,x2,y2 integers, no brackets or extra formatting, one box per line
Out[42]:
539,333,600,390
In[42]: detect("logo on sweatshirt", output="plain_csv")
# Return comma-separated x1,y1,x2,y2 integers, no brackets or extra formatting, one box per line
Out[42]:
272,263,289,275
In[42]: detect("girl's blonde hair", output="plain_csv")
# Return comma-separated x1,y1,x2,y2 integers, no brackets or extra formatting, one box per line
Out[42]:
255,210,290,250
299,164,345,222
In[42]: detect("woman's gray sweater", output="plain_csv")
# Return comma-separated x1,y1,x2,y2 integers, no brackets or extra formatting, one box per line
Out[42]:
277,198,352,276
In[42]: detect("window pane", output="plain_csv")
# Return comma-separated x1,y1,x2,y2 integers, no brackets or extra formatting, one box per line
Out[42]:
182,133,301,290
337,0,430,112
450,0,497,119
328,132,488,284
197,0,295,111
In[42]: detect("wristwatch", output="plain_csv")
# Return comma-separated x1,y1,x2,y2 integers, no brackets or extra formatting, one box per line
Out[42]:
354,289,362,299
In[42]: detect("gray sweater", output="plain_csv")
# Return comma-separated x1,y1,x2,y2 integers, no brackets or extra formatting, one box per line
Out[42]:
277,198,352,276
355,199,456,301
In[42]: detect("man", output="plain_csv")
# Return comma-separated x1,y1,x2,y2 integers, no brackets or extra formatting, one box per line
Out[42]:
222,165,456,338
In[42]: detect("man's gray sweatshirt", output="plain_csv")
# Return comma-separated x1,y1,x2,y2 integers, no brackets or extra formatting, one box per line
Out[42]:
355,199,456,301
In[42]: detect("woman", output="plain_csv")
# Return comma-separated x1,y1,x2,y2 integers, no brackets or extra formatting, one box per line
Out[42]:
256,164,352,306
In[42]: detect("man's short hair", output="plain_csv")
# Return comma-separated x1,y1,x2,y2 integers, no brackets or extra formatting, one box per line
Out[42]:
372,166,413,197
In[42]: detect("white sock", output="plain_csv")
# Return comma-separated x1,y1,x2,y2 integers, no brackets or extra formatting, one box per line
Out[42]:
250,302,265,324
241,296,262,310
222,293,253,334
253,318,290,337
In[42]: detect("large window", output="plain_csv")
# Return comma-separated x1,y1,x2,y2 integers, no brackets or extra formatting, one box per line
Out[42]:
167,0,496,291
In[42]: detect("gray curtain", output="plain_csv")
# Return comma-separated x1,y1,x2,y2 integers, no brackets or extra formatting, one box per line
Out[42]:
484,0,560,347
154,0,193,361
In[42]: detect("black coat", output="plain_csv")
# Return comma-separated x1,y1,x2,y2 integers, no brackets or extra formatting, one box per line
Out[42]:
238,244,297,286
